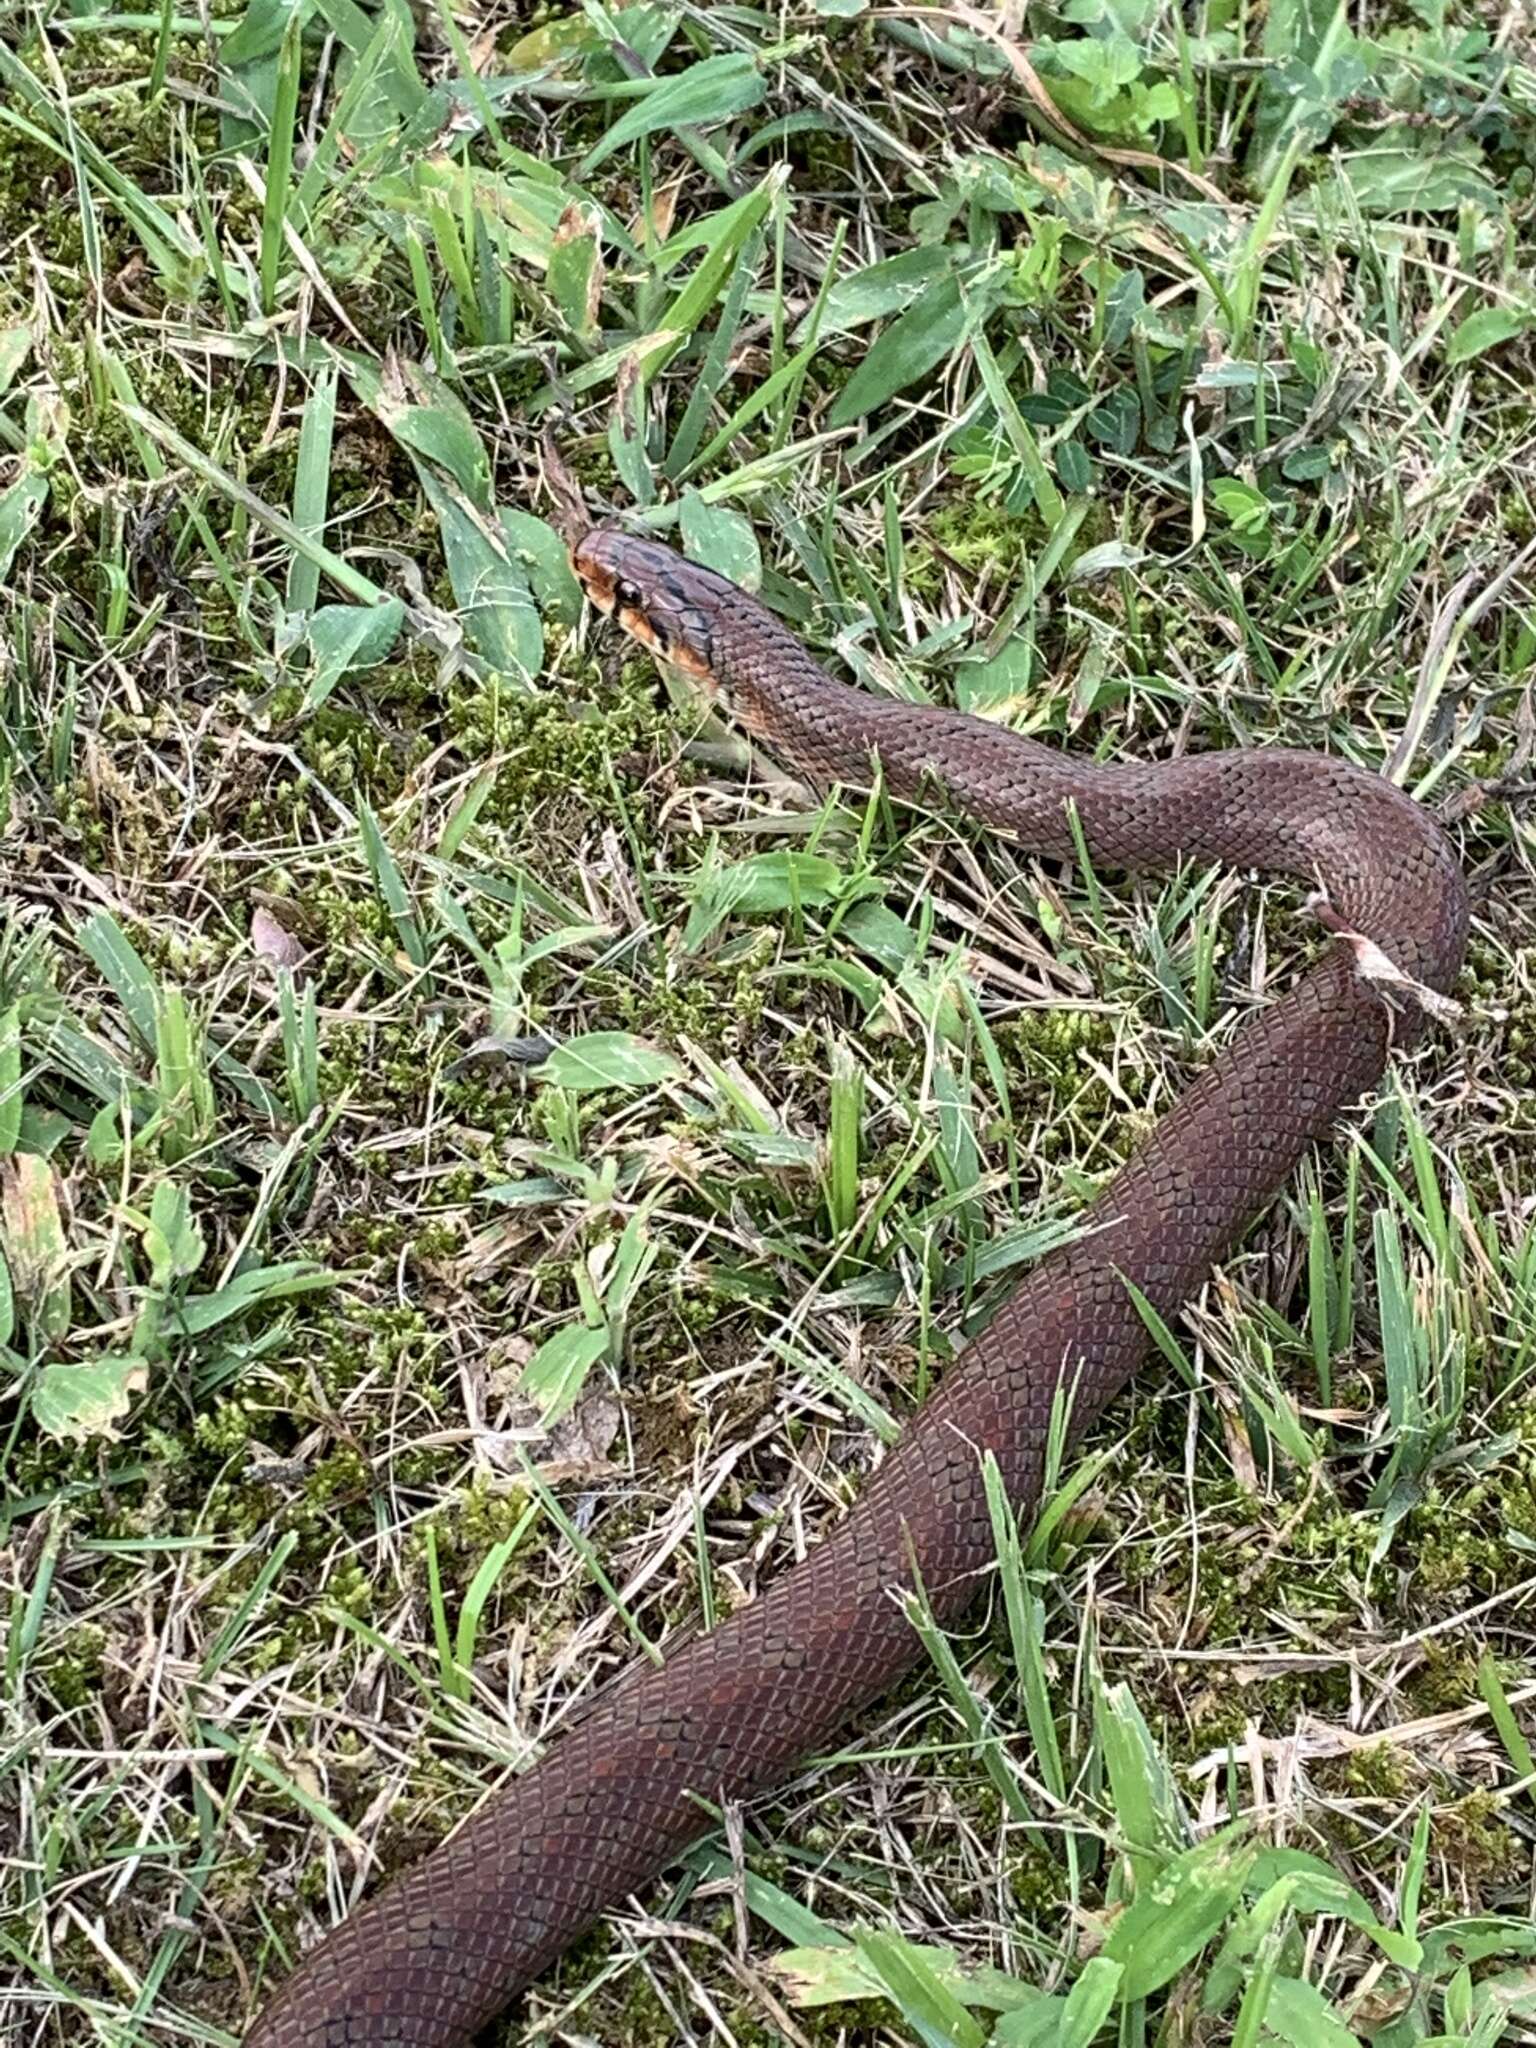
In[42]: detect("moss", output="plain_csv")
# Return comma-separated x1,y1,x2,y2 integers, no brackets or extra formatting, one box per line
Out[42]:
1008,1839,1073,1914
289,690,426,806
446,664,674,809
0,31,216,284
1326,1744,1413,1805
194,1399,255,1457
908,501,1041,597
1311,1753,1525,1907
422,1474,541,1565
37,1622,108,1711
1433,1790,1525,1889
579,949,770,1058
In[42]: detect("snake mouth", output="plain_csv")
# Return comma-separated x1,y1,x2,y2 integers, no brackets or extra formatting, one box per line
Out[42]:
615,604,714,686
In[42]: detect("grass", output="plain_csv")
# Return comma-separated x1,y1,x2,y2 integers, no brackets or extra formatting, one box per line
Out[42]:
1,0,1535,2044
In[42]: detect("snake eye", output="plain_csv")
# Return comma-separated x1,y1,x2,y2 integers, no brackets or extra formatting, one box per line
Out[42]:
614,576,642,609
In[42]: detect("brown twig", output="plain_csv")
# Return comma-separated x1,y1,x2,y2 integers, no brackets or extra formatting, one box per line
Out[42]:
540,430,590,546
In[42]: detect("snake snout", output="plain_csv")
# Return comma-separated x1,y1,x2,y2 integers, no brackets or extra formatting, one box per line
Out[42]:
570,527,624,612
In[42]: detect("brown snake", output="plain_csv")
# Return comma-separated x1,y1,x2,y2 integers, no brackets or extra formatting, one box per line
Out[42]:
246,531,1469,2045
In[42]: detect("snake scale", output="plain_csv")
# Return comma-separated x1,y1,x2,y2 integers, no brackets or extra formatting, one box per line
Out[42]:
245,531,1469,2045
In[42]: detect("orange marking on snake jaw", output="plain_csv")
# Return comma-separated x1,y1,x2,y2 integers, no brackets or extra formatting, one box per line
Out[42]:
662,641,713,685
616,606,715,689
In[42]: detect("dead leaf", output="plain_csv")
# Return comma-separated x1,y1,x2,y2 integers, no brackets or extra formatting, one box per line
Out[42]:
251,905,306,970
1,1152,71,1340
635,176,682,245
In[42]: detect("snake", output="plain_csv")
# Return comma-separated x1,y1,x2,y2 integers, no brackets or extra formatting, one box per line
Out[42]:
245,530,1469,2046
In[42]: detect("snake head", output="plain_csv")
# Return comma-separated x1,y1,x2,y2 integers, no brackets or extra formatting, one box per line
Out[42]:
570,528,718,685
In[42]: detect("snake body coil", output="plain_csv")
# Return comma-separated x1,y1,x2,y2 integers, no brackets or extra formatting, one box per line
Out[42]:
246,534,1468,2046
